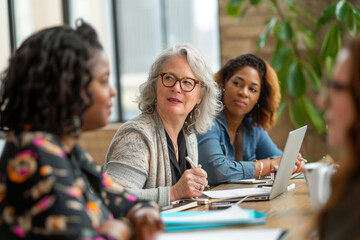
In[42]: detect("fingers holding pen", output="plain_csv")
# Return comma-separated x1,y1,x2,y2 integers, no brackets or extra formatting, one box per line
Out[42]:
190,165,208,178
170,169,208,200
169,157,208,201
186,168,208,191
185,157,208,188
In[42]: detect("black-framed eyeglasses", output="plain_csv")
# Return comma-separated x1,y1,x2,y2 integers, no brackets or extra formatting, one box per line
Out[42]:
159,72,203,92
326,80,350,93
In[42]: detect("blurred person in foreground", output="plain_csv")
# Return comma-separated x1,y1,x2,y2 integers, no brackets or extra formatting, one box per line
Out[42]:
0,20,163,240
314,37,360,240
103,44,222,206
197,54,306,185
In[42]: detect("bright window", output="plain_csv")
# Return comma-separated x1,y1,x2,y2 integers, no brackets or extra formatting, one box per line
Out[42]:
117,0,220,120
4,0,220,122
13,0,62,47
68,0,119,122
0,0,11,73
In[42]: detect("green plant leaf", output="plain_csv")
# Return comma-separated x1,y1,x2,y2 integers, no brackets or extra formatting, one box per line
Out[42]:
276,49,294,99
226,0,245,18
300,26,316,49
284,0,295,11
273,38,283,55
320,23,340,60
354,13,360,27
257,18,277,48
271,46,292,71
302,33,315,49
301,96,325,133
276,22,294,40
238,6,250,18
353,6,360,23
250,0,262,5
286,61,307,98
335,0,349,21
346,10,357,36
285,0,293,6
307,48,322,78
296,6,314,22
289,99,306,128
316,2,337,27
302,61,321,92
276,102,286,123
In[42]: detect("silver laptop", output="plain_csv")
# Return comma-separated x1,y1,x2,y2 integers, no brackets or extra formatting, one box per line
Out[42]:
203,125,308,202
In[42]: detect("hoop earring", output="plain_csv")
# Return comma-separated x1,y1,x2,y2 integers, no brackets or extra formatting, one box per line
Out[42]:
194,106,201,118
194,108,201,118
189,105,200,121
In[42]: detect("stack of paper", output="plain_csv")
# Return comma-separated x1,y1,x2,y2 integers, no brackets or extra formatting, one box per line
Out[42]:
161,201,199,213
203,187,271,199
157,228,286,240
160,205,266,231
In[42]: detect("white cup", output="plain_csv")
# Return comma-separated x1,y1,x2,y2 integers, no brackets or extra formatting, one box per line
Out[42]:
304,162,335,212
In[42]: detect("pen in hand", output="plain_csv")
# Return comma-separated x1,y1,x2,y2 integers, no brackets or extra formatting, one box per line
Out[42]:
185,156,210,191
185,156,197,168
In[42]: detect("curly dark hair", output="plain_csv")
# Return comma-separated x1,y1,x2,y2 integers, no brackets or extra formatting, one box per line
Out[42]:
0,20,103,137
215,53,280,130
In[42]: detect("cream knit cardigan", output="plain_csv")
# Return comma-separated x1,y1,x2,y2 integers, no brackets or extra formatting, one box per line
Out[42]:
103,111,198,206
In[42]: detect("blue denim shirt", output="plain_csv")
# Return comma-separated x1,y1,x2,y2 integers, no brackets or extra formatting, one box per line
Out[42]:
197,112,282,185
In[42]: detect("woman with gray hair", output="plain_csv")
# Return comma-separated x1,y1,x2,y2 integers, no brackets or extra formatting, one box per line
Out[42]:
103,44,222,206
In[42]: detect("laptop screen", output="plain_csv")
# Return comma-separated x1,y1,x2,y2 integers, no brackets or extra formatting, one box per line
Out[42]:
269,125,307,200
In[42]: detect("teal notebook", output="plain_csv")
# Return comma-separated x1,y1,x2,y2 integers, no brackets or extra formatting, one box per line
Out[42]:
161,205,267,232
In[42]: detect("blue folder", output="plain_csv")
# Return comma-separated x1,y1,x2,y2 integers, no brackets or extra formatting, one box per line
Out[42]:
161,207,267,232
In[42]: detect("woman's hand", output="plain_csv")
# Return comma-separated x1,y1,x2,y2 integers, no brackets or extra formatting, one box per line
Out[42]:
270,157,281,170
292,153,307,173
170,165,208,201
98,219,132,240
256,153,307,178
127,206,164,240
254,157,281,178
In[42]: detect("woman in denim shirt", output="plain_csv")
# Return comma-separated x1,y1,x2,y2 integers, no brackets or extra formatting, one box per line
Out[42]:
197,54,306,184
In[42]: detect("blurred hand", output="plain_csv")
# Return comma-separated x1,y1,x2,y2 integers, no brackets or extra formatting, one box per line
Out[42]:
98,219,132,240
271,157,281,169
170,165,208,201
292,153,307,173
127,207,164,240
332,162,340,169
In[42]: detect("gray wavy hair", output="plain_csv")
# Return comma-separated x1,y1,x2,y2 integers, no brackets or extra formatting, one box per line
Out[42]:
137,44,222,134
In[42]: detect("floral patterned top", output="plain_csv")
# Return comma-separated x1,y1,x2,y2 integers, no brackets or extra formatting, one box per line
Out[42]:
0,131,158,239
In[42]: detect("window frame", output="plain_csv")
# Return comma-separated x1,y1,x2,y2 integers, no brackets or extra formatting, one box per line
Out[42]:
4,0,220,122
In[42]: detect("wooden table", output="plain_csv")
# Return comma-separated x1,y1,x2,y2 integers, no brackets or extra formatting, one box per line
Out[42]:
190,179,316,240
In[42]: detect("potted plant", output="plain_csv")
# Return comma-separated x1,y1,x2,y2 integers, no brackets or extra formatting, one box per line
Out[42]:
226,0,360,133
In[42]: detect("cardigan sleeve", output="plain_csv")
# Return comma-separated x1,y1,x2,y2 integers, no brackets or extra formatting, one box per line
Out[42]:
104,128,171,206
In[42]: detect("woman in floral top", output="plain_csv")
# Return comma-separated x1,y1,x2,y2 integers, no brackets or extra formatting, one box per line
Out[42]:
0,20,163,239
